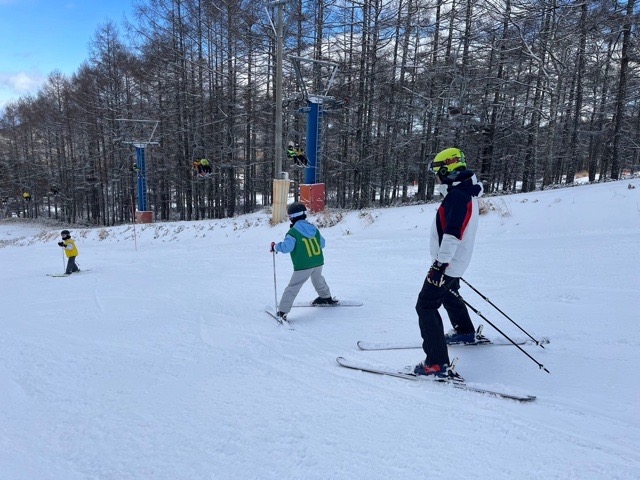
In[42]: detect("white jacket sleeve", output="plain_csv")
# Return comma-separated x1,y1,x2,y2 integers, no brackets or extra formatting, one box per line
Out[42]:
435,233,460,264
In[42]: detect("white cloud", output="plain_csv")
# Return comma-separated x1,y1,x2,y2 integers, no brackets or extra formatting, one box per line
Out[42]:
2,71,42,92
0,71,45,107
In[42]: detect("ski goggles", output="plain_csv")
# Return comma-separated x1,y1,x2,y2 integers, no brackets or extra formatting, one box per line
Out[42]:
430,156,462,176
289,211,305,219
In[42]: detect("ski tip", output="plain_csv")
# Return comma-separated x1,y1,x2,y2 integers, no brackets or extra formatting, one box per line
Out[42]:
336,356,349,368
264,306,281,322
265,306,294,328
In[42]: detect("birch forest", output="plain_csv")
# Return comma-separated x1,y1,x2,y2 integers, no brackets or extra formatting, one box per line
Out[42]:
1,0,638,225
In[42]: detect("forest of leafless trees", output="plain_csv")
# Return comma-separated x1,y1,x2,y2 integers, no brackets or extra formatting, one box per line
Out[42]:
1,0,638,225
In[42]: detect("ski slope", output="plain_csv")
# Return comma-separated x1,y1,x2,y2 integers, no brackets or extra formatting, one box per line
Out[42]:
1,179,638,479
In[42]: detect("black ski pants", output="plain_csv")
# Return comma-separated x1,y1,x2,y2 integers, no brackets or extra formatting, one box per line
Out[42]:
65,256,79,275
415,275,475,365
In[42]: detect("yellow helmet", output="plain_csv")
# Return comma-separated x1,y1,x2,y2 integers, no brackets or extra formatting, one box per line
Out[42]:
431,148,466,177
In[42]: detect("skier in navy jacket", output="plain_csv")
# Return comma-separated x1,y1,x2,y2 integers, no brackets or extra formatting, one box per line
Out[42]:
413,148,484,380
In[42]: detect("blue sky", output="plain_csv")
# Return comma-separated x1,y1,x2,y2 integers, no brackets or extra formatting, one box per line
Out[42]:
0,0,133,108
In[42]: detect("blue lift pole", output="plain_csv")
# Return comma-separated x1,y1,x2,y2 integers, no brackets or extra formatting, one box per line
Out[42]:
135,145,148,211
304,100,321,184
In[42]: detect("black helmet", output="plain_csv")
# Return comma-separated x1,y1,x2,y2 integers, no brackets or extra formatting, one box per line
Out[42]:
61,230,70,236
287,202,307,219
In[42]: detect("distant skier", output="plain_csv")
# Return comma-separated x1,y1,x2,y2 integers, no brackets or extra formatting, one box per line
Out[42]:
58,230,80,275
414,148,483,380
270,202,336,321
286,142,308,167
293,145,308,167
199,158,212,175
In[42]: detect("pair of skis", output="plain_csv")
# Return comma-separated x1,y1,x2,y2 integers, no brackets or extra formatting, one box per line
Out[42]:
264,300,363,329
336,356,537,402
344,331,547,402
263,301,544,402
46,269,90,278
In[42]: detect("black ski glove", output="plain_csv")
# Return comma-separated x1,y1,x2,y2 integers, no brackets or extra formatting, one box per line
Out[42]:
58,242,65,247
427,261,448,287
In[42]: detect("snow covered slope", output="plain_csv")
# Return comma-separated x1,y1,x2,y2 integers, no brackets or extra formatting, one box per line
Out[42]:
0,179,638,479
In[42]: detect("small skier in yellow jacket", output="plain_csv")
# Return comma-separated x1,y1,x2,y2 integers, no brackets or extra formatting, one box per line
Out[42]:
58,230,80,275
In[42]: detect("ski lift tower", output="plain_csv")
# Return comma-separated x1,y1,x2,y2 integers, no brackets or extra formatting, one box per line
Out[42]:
291,56,339,212
117,119,159,224
266,0,290,224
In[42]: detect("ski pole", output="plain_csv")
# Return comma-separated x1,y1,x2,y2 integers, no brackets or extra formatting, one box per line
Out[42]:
272,250,279,314
447,287,550,374
461,278,546,348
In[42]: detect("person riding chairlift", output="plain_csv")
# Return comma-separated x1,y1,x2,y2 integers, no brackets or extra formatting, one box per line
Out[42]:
287,143,308,167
